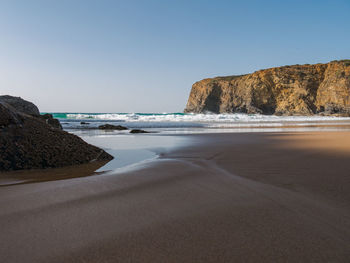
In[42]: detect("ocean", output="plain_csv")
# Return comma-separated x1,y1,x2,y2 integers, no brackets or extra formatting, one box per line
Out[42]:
42,112,350,171
46,112,350,133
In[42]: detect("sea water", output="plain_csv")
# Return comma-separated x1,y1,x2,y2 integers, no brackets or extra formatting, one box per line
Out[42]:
75,132,189,173
45,112,350,172
46,112,350,133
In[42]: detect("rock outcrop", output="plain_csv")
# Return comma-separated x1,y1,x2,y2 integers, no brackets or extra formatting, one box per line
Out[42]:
184,60,350,115
40,113,63,130
98,124,128,130
0,95,40,116
130,129,149,134
0,96,113,171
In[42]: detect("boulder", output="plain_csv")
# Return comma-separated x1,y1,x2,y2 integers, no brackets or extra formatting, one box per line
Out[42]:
39,113,63,129
130,129,149,134
0,95,40,116
0,97,113,171
98,124,128,130
0,103,22,127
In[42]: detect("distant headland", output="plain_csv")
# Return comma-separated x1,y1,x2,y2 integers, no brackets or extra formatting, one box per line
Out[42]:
185,60,350,116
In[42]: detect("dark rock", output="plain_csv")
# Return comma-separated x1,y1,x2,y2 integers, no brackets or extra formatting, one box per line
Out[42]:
39,113,62,130
0,103,23,127
130,129,149,134
81,122,90,125
0,95,40,116
98,124,128,130
0,97,113,171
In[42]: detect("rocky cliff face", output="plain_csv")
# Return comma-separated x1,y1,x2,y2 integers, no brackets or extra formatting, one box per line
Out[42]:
184,60,350,115
0,96,113,171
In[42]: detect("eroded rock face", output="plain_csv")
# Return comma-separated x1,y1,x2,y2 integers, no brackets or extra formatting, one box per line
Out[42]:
184,60,350,115
0,97,113,171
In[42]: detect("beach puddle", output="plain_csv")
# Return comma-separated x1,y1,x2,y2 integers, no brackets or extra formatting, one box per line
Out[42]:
76,132,189,172
0,133,189,186
96,149,157,172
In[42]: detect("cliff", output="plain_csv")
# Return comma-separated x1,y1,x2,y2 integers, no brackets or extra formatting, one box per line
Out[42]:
0,96,113,171
184,60,350,115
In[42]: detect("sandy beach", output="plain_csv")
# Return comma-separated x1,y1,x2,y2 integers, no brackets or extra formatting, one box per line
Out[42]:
1,131,350,262
2,1,350,262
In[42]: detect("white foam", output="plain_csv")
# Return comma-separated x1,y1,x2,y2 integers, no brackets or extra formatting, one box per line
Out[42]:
57,112,350,130
64,112,350,122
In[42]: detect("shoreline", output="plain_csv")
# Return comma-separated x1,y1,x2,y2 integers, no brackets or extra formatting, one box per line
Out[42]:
0,133,190,185
2,126,350,185
1,131,350,262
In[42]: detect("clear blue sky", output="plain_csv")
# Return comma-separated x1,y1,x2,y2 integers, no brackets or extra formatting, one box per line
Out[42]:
0,0,349,112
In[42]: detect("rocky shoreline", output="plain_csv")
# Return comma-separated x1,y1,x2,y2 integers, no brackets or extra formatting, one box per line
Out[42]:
0,96,113,171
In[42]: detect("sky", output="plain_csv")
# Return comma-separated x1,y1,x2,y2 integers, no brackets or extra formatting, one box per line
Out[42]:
0,0,349,113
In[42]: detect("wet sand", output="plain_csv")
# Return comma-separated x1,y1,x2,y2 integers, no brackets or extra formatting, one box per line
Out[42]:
1,132,350,262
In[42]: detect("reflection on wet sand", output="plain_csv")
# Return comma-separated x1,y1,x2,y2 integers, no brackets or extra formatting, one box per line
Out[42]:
0,160,110,186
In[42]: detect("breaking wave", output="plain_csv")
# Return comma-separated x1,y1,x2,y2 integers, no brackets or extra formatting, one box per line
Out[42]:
42,112,350,131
